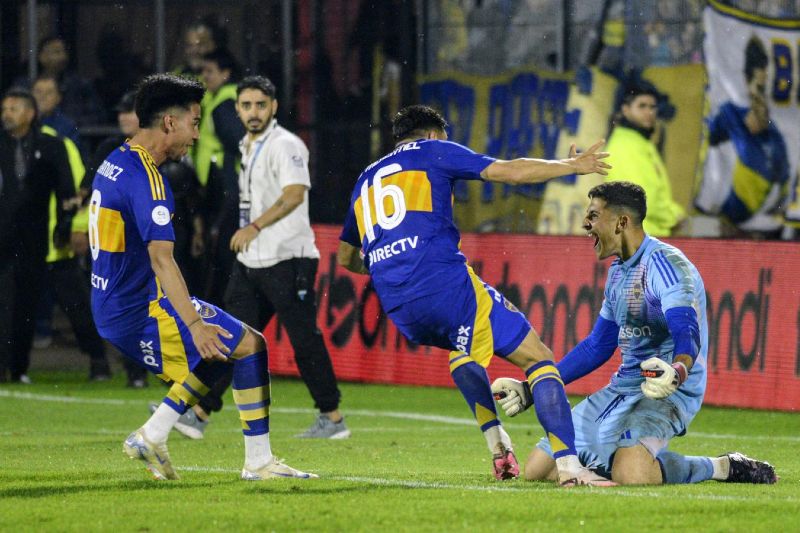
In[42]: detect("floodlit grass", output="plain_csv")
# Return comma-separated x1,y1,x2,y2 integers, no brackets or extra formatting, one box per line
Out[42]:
0,372,797,532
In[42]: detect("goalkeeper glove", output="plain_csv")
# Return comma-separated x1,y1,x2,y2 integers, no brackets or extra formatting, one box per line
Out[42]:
490,378,533,417
640,357,687,399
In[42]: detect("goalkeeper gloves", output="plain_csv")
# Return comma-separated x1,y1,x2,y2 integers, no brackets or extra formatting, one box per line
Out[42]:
640,357,688,399
490,378,533,417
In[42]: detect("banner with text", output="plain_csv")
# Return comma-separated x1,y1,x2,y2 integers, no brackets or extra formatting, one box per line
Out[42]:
418,65,704,234
697,1,800,230
266,225,800,412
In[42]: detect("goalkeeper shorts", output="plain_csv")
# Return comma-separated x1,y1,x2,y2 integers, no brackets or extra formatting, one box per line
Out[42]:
385,264,531,367
536,384,688,470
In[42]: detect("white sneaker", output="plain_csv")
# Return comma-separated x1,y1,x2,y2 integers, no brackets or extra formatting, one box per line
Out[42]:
560,466,617,487
123,428,180,480
241,458,319,480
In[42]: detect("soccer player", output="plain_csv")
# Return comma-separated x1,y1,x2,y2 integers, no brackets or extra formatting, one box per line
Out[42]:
88,74,315,481
492,181,777,485
337,104,614,486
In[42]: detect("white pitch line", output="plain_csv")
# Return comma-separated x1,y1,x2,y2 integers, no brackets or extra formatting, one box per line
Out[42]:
2,389,799,442
177,465,797,503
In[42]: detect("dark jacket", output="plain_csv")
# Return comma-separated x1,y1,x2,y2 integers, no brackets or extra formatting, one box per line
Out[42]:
0,126,76,263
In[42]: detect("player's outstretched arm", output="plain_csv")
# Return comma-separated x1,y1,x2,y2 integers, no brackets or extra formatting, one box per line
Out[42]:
337,241,369,274
148,240,232,361
481,139,610,185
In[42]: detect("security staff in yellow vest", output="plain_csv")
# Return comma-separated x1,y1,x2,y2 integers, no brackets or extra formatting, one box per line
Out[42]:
193,48,245,304
604,84,685,236
40,125,113,381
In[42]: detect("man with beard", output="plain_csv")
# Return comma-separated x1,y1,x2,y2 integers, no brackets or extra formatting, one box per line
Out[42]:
604,84,685,236
158,76,349,441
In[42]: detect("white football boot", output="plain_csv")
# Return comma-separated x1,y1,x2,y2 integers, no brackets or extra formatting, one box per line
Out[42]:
123,428,180,480
241,458,319,480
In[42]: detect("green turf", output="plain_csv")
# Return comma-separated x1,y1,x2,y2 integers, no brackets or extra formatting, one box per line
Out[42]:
0,371,796,532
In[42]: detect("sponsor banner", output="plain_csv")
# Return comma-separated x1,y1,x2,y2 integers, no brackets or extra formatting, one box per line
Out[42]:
697,1,800,230
266,225,800,412
418,65,704,235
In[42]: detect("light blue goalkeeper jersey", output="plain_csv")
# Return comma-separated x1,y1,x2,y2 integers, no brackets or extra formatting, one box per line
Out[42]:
601,236,708,418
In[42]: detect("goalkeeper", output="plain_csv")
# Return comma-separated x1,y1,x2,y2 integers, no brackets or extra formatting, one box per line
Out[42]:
493,181,776,485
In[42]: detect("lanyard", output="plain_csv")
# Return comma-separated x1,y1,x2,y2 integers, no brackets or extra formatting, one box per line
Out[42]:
242,121,275,202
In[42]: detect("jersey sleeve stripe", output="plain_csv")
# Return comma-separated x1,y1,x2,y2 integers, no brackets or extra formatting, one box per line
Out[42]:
145,157,166,200
655,252,679,285
131,147,166,200
651,254,671,286
131,148,160,200
652,252,676,287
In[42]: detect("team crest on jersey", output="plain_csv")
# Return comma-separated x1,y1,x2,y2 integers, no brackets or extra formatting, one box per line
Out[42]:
632,282,643,301
191,299,217,319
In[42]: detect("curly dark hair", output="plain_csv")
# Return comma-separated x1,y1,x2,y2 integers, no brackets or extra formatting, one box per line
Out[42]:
588,181,647,226
134,74,205,128
391,105,448,141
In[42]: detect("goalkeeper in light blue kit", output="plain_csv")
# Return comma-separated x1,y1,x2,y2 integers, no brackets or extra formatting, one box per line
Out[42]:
338,105,614,486
493,181,777,485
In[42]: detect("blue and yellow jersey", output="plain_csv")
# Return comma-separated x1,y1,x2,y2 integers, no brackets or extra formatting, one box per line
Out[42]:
708,102,789,223
340,140,494,311
89,142,175,338
601,236,708,417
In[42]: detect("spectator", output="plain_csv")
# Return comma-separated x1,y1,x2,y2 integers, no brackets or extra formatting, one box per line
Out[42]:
194,48,245,304
32,75,80,148
34,36,103,127
172,19,223,80
37,123,114,382
0,89,76,383
604,82,685,236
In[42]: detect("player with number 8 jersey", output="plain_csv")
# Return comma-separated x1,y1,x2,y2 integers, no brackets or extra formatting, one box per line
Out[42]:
338,105,615,485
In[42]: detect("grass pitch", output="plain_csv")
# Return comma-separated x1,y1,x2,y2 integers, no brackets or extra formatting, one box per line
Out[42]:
0,372,797,532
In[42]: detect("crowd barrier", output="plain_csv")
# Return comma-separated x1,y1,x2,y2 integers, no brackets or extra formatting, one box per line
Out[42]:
265,225,800,412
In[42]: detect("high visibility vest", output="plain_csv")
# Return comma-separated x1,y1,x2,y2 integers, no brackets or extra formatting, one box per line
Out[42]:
604,126,685,236
42,125,85,263
192,83,238,186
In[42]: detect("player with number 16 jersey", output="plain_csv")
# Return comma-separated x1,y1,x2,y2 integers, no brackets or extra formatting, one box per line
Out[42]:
341,138,494,313
339,105,615,486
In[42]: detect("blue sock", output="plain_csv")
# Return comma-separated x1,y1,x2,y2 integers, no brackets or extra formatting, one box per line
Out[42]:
450,356,500,432
232,350,271,436
526,361,576,459
657,450,713,484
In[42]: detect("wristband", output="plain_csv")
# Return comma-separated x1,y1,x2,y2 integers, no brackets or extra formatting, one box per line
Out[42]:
187,317,203,329
250,221,262,232
672,362,688,385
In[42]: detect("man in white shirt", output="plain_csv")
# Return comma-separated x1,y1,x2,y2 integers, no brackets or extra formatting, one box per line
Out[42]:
226,76,348,438
157,76,348,440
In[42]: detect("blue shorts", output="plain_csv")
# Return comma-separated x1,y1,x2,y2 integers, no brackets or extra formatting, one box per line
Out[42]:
106,296,245,383
536,384,687,472
386,265,531,367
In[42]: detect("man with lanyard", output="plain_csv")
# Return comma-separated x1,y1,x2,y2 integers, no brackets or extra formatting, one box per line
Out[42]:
161,76,349,441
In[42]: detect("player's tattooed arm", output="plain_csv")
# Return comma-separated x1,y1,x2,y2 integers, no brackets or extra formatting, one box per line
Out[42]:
337,241,368,274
